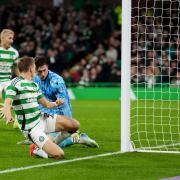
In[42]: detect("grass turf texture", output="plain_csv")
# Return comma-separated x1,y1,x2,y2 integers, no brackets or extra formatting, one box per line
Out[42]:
0,100,180,180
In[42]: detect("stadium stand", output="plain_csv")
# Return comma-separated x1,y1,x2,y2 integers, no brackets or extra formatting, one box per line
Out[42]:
1,0,179,86
0,1,121,85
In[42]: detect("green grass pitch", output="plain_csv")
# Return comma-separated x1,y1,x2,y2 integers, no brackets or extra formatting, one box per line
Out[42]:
0,100,180,180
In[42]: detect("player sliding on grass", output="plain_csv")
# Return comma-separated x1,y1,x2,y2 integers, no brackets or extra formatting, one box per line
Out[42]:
4,56,80,159
19,56,99,148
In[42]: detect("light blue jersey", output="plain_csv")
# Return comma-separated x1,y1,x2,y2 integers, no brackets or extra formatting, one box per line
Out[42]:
34,70,72,117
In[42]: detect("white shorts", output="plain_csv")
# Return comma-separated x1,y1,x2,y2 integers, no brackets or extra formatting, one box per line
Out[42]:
23,114,57,149
0,81,11,96
42,114,57,133
27,121,49,149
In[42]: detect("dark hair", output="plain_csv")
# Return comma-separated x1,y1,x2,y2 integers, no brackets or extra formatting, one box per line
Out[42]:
34,56,48,69
18,56,35,73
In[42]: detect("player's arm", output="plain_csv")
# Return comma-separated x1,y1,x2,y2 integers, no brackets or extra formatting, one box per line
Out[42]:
4,98,14,124
36,84,64,108
38,96,64,109
4,85,17,124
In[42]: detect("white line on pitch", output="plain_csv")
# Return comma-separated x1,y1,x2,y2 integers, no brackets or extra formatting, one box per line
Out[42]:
0,151,121,174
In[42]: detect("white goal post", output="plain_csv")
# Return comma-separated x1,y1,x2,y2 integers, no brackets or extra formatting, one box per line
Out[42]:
121,0,131,152
121,0,180,153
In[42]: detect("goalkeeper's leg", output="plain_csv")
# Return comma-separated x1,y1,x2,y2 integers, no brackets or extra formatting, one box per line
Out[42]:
50,131,99,148
18,131,99,148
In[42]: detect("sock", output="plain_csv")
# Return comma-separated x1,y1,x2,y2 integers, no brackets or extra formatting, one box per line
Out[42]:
53,132,70,144
48,132,61,138
33,148,48,159
59,137,74,148
59,136,79,148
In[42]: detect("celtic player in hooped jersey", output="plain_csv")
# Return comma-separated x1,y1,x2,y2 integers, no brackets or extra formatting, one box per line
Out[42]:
0,29,19,99
4,56,80,159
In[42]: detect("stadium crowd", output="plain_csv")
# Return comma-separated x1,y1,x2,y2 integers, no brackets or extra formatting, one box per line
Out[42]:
0,3,121,85
1,1,180,86
131,1,180,87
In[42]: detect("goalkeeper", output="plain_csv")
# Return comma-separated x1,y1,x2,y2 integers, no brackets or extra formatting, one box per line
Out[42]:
19,56,99,148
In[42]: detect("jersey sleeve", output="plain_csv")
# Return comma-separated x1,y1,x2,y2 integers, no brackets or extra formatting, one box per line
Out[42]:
37,89,44,100
36,83,44,99
5,85,17,99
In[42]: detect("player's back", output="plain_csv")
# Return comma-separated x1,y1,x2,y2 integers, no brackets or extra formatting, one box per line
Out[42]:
6,77,42,130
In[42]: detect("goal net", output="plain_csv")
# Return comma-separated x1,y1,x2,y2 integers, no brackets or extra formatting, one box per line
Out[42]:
122,0,180,153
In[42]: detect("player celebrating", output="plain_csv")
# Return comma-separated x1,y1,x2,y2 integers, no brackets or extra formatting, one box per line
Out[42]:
34,56,99,148
4,56,80,159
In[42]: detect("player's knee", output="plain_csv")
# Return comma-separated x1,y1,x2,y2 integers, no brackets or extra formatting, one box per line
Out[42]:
72,119,80,131
54,150,64,159
75,120,80,129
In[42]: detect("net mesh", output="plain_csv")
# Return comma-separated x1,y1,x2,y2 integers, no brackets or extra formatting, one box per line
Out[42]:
131,0,180,152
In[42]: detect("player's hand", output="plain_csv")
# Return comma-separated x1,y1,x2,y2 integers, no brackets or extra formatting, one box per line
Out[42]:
55,98,64,106
6,116,14,124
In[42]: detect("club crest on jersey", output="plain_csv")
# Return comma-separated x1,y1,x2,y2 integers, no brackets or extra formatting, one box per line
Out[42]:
39,136,45,142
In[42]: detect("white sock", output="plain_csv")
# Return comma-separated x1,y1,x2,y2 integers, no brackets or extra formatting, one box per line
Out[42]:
33,148,48,159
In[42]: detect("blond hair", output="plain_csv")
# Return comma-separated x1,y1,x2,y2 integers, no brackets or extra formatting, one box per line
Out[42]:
0,29,14,41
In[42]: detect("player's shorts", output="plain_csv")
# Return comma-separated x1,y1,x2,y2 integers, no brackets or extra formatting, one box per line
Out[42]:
0,81,11,94
41,113,58,133
27,121,49,149
22,113,57,149
24,114,57,148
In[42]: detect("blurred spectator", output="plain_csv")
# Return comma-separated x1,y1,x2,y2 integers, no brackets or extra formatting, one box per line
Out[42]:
3,2,180,86
106,45,118,63
53,0,63,7
171,71,180,86
79,69,90,86
0,3,121,84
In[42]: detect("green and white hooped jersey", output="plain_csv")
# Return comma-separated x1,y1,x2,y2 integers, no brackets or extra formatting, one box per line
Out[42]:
0,46,19,82
5,77,44,130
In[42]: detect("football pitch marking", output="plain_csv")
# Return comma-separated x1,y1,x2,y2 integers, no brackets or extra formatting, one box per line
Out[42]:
0,151,121,174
